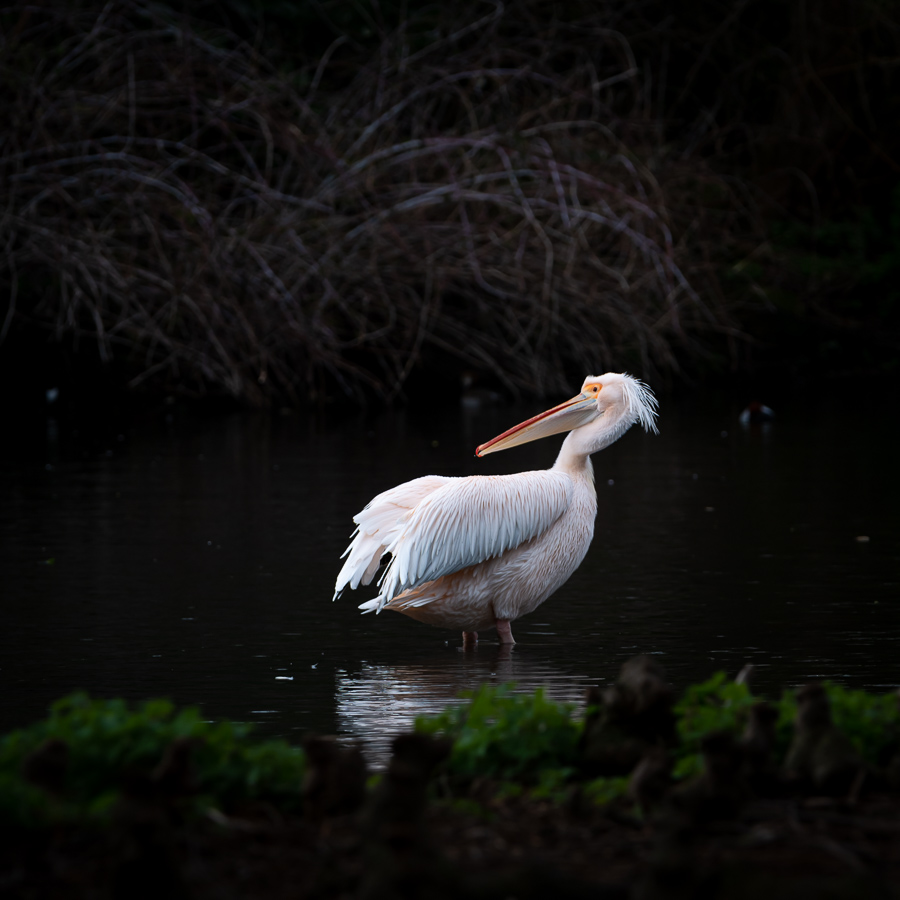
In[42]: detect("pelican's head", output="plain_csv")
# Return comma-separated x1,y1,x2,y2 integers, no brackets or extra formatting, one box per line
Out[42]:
475,372,658,457
584,373,659,435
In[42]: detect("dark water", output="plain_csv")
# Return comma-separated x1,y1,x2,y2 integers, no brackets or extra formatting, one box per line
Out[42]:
2,395,898,762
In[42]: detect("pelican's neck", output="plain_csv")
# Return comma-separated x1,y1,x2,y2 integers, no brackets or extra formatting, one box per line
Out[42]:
552,431,595,481
552,413,633,477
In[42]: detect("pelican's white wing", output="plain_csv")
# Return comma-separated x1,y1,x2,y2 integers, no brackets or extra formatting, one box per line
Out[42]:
340,470,572,612
334,475,453,598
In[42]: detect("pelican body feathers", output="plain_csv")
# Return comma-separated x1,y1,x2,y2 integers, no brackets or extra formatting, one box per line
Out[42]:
334,373,657,642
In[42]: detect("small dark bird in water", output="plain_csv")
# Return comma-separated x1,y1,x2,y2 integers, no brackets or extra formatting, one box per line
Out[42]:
739,400,775,426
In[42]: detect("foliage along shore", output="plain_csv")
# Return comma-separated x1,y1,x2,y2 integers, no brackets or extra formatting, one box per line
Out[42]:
3,659,900,897
1,0,899,414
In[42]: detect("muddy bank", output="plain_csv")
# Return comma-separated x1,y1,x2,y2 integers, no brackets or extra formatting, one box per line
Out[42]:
4,791,900,898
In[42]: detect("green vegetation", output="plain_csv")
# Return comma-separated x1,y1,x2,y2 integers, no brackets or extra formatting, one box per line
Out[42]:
3,674,900,828
673,674,900,778
777,682,900,766
416,674,900,803
0,693,306,826
415,684,581,781
672,672,759,778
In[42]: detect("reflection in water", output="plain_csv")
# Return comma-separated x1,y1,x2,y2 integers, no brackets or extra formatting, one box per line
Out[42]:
334,643,598,765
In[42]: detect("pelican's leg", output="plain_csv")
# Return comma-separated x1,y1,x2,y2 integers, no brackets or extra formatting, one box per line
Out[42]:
495,619,515,645
462,631,478,648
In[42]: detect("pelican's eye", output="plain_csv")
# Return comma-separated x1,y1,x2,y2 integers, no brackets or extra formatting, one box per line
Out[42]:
587,384,601,395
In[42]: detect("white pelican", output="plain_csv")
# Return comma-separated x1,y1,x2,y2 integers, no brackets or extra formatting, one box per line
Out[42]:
334,373,658,644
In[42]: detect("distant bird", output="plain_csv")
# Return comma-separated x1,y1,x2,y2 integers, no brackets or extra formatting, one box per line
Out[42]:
739,400,775,426
334,373,658,644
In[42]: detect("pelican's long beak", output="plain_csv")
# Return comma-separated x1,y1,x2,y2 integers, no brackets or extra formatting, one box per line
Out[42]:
475,392,598,457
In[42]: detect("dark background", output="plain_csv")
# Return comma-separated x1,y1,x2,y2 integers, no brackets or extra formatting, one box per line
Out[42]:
2,0,898,431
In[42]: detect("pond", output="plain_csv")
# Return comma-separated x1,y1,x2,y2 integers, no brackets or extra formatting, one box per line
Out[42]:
2,389,898,763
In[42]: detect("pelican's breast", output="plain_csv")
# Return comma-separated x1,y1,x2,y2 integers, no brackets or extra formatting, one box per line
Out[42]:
489,475,597,619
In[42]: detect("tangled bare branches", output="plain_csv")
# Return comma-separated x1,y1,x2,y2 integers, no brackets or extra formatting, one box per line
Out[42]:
0,1,752,404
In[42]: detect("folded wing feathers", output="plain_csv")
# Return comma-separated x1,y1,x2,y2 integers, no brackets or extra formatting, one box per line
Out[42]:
371,471,572,610
333,475,451,600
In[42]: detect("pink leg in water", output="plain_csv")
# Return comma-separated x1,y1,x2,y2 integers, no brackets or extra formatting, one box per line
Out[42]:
462,631,478,648
495,619,515,645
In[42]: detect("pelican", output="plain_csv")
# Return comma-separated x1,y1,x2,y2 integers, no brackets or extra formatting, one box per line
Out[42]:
334,373,658,644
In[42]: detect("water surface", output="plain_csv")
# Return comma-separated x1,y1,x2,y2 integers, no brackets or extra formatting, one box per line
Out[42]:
2,395,897,761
